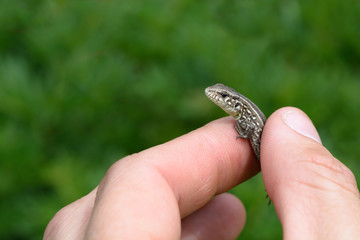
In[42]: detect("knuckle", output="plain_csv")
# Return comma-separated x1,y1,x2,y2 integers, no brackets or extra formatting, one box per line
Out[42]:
296,146,358,196
43,205,71,240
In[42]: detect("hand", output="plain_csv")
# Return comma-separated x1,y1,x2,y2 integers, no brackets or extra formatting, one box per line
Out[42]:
262,107,360,239
44,107,360,239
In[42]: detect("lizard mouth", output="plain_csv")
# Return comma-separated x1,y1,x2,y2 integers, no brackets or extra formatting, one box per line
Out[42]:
205,88,225,105
205,87,238,116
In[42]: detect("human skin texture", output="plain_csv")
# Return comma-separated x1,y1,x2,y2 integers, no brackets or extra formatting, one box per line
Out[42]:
44,107,360,240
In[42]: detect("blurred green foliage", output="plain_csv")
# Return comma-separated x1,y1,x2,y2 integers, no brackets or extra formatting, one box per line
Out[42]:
0,0,359,239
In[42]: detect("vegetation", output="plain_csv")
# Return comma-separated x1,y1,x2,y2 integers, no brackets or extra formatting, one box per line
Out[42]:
1,0,359,239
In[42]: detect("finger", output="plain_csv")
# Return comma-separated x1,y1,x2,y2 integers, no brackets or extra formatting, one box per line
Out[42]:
181,193,246,240
85,117,260,239
140,116,260,215
44,188,97,240
261,107,360,239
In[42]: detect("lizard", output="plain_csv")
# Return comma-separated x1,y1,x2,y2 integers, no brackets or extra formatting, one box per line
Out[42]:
205,83,266,160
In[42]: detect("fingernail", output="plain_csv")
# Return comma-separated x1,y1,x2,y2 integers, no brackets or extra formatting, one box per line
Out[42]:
282,110,322,144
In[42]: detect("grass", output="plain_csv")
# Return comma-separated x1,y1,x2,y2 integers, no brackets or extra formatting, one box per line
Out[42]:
0,0,359,239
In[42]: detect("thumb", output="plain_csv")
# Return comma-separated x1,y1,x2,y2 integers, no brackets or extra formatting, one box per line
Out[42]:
261,107,360,240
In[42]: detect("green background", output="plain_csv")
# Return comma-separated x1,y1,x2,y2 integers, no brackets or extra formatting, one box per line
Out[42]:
1,0,359,239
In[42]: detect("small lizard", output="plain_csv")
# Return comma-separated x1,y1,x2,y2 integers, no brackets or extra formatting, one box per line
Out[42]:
205,83,266,160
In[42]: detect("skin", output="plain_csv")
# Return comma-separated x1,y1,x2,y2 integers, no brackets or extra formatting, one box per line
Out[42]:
44,107,360,240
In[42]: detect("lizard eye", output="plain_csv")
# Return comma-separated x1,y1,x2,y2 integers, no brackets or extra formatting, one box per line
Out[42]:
219,92,228,98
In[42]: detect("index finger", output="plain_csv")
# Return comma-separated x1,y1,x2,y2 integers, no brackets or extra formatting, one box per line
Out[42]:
48,117,261,239
136,116,261,216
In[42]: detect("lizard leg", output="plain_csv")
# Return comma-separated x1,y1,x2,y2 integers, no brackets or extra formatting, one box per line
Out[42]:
234,120,255,139
234,122,249,139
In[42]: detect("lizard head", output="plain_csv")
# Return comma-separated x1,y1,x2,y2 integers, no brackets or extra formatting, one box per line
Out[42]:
205,83,243,117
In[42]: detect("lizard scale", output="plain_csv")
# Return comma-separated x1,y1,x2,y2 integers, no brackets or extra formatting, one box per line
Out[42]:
205,83,266,160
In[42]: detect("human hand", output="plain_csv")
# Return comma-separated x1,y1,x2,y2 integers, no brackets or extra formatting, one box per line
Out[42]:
44,107,360,239
262,107,360,239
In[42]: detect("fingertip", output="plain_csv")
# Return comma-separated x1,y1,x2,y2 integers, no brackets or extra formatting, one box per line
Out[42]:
281,108,322,144
181,193,246,240
263,107,321,146
217,193,246,231
260,107,360,239
261,107,322,172
261,107,324,200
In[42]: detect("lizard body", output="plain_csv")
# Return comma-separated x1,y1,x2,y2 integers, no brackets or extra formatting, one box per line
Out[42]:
205,83,266,160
